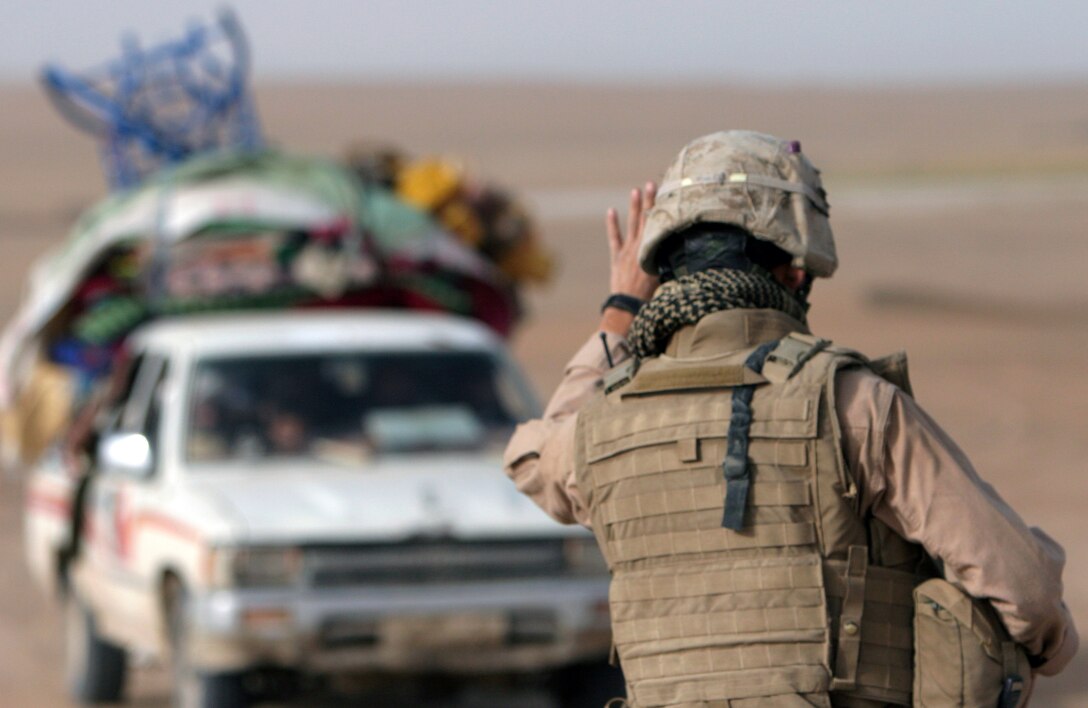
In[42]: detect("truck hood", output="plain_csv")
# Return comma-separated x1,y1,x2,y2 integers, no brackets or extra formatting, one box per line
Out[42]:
182,453,580,544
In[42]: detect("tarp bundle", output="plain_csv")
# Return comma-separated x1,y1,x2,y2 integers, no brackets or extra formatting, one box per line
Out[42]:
0,150,525,467
346,145,554,287
1,11,555,469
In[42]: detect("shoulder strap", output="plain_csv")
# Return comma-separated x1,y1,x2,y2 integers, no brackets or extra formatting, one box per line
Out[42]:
764,335,866,505
761,333,831,383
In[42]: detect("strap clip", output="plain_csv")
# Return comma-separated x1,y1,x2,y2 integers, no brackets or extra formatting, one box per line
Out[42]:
603,358,639,395
720,340,777,530
830,545,868,691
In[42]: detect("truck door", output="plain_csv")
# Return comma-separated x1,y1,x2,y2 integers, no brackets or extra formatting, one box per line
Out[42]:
79,353,168,643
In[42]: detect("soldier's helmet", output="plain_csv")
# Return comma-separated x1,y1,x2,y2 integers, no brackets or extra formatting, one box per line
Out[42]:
639,130,837,278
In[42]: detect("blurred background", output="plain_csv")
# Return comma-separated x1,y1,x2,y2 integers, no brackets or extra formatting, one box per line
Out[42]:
1,1,1086,705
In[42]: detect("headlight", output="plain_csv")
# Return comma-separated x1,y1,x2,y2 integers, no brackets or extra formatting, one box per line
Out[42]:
205,546,303,588
563,536,609,576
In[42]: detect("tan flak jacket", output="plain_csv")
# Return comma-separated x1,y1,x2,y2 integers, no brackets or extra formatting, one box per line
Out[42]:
504,310,1078,677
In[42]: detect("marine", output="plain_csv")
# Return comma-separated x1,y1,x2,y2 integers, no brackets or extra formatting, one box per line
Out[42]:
504,131,1077,706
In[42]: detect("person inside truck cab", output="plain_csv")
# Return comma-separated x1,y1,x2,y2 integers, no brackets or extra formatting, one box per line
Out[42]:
263,408,310,456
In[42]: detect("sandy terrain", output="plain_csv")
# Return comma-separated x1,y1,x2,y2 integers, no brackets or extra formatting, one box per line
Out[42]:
1,81,1086,706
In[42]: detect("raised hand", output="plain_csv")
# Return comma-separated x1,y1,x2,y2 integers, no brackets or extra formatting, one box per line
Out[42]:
601,182,658,336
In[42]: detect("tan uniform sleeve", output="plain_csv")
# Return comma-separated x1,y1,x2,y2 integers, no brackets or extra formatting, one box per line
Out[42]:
837,369,1079,676
503,332,631,527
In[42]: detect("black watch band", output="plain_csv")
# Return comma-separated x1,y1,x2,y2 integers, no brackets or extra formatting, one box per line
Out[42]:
601,293,645,315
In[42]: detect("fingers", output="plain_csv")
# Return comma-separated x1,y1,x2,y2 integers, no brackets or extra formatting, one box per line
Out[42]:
641,182,657,219
608,182,657,257
606,207,621,258
638,181,657,236
626,188,641,246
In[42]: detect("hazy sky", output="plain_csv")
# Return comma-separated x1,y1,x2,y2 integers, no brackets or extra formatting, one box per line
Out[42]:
3,1,1087,85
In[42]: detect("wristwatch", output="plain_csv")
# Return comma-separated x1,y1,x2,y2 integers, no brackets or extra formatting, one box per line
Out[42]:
601,293,645,315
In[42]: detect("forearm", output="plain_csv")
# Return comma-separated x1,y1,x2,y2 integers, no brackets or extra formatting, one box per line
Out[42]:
503,330,631,526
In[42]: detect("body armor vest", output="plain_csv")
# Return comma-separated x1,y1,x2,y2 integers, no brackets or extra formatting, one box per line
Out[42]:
575,310,934,708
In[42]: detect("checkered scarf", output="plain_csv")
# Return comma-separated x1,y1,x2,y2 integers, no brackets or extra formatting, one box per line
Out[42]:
628,268,808,359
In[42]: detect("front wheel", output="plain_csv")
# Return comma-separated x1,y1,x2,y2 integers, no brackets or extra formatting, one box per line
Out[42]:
64,591,127,703
164,578,248,708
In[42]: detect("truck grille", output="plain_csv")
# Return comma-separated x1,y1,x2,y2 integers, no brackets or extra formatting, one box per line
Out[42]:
304,540,567,588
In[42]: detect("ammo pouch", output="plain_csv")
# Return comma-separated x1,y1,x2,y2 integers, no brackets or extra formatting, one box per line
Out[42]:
913,579,1032,707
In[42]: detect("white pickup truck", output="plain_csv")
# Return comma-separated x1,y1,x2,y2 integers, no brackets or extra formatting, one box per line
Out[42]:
25,310,617,707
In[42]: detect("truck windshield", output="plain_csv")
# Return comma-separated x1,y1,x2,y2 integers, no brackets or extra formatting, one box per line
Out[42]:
185,350,538,463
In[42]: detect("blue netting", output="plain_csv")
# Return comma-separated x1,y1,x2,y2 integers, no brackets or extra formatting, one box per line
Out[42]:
41,9,263,190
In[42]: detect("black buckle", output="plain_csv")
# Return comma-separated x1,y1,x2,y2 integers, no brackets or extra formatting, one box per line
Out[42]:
998,674,1023,708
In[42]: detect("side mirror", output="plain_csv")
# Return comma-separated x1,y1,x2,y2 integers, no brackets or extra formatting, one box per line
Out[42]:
97,432,153,478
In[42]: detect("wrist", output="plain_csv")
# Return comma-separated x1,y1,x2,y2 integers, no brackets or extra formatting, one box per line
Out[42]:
600,309,635,337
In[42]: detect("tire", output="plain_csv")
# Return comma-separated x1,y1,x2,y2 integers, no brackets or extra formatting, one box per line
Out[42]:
177,672,248,708
64,591,127,703
164,578,248,708
549,660,626,708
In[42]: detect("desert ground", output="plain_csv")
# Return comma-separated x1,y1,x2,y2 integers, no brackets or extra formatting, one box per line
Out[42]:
1,81,1086,706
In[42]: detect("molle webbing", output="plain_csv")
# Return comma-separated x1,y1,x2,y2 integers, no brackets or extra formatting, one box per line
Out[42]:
576,329,925,707
580,377,831,705
609,522,816,564
612,556,831,707
721,340,778,529
825,557,917,703
597,478,810,527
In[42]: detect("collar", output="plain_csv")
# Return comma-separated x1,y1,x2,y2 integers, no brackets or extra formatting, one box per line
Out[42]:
662,309,810,359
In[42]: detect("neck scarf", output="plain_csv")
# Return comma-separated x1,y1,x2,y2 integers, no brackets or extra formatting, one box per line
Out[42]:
627,268,808,359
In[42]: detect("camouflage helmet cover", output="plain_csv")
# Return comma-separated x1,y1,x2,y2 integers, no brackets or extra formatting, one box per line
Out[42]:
639,130,837,277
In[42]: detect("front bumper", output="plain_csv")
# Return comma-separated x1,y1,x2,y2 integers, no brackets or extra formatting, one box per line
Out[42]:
186,576,612,673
